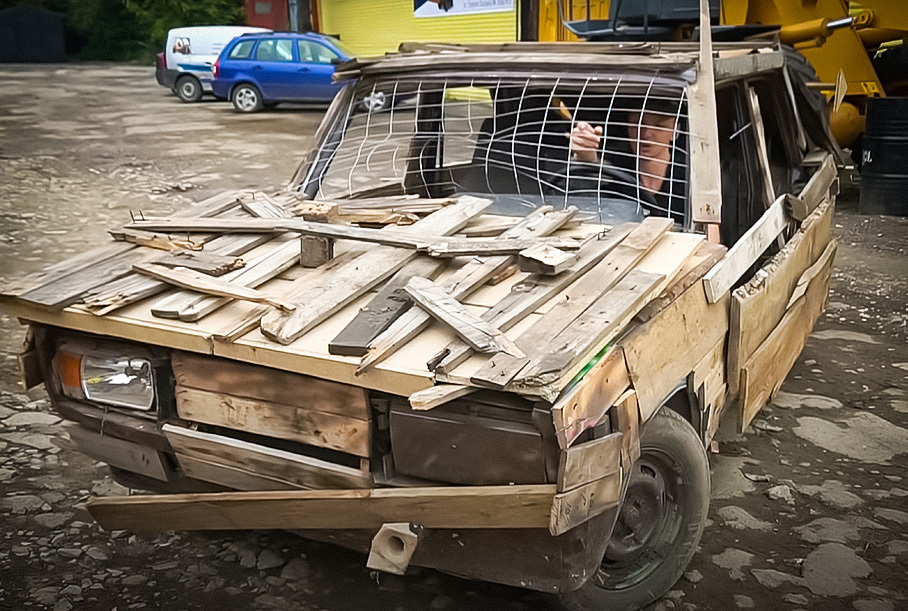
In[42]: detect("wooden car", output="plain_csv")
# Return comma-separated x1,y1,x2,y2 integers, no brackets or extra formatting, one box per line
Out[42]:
1,35,839,610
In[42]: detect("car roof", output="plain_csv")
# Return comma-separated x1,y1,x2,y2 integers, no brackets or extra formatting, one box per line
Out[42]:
236,31,337,41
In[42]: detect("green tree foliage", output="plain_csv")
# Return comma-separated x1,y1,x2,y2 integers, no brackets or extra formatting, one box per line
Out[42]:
125,0,246,52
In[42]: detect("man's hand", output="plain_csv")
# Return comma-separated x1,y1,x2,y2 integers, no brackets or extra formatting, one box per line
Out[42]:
567,121,603,163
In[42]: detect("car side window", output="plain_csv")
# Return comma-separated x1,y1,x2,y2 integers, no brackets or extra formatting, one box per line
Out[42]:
255,39,294,62
228,40,256,60
716,85,762,246
298,40,339,64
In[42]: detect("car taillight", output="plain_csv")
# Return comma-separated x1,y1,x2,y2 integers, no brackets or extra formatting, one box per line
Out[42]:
213,59,220,79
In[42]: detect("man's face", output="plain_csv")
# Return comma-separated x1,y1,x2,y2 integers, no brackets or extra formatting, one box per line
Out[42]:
628,111,677,158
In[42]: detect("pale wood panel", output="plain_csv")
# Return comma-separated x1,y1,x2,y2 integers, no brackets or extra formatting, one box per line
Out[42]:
175,387,370,457
176,455,300,491
164,424,371,490
65,422,168,481
557,432,623,493
549,471,621,536
85,482,557,532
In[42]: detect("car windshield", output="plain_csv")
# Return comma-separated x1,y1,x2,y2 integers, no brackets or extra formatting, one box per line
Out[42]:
302,74,690,225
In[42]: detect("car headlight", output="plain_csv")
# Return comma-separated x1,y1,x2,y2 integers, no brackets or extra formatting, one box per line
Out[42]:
54,344,156,411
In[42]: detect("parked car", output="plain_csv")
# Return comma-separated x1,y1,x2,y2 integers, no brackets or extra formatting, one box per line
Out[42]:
157,25,271,103
3,37,839,611
211,31,353,112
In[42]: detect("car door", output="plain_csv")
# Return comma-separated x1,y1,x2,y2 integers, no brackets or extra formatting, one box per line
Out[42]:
717,75,838,433
251,38,297,100
294,39,341,101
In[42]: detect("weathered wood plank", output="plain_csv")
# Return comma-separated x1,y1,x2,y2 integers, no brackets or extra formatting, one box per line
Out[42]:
797,153,837,216
688,3,722,225
260,196,492,346
134,264,296,312
432,224,636,376
517,244,577,275
175,387,370,456
66,422,168,482
408,384,476,411
150,250,245,276
468,218,672,390
635,240,726,323
164,425,371,491
404,277,524,357
109,228,202,251
510,270,665,398
550,471,621,536
85,483,558,532
557,432,623,493
354,207,574,372
702,196,791,303
238,193,291,219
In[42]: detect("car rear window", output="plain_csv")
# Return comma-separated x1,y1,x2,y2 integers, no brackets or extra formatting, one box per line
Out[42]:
255,39,294,62
228,40,256,60
298,40,339,64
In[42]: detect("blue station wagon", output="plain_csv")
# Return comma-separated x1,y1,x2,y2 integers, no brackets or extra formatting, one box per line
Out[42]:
212,32,352,112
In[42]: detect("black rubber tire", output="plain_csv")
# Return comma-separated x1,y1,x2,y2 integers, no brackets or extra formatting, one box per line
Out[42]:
560,408,710,611
174,75,203,103
232,83,264,113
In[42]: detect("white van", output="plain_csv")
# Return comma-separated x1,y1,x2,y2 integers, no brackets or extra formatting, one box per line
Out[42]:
157,25,271,102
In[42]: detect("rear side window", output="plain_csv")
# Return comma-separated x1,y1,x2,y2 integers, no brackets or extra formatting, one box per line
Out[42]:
298,40,339,64
255,39,294,62
228,40,256,60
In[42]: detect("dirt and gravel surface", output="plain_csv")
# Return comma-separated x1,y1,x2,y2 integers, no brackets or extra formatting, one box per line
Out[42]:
1,64,906,611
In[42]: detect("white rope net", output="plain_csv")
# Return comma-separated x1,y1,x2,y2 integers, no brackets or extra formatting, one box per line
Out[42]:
305,75,689,225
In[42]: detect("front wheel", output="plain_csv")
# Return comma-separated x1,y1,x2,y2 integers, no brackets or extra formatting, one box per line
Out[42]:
561,408,710,611
175,76,202,103
232,83,264,113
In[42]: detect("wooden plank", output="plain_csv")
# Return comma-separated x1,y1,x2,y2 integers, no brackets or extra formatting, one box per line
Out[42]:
172,350,369,419
175,387,370,456
354,207,575,372
154,239,302,322
164,425,371,490
622,277,729,421
150,250,245,276
423,236,581,257
517,244,577,275
550,471,621,536
238,193,291,219
612,389,641,467
688,3,722,225
635,240,727,323
550,348,631,449
509,270,665,398
85,483,558,532
702,195,791,303
299,236,334,267
109,228,202,252
468,218,673,390
739,253,833,431
260,196,492,346
787,241,836,308
408,384,476,411
557,432,623,493
727,200,834,395
798,153,837,215
65,422,168,481
404,277,524,357
747,86,778,207
133,264,296,312
328,257,444,357
175,454,299,491
431,224,636,376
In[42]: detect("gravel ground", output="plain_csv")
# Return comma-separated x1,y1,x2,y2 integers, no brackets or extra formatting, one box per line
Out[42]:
0,64,906,611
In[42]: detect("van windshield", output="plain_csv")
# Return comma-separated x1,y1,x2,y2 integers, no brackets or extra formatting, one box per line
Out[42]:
303,75,690,225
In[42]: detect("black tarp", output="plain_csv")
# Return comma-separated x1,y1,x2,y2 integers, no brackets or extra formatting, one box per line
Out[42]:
0,5,66,63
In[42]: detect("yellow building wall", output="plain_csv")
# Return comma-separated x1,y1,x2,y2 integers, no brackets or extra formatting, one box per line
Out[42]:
318,0,518,57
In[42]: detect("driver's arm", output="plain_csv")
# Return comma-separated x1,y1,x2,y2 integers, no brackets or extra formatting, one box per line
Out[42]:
566,121,603,163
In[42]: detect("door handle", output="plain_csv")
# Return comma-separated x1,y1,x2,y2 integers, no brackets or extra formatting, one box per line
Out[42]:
253,65,263,70
298,67,311,72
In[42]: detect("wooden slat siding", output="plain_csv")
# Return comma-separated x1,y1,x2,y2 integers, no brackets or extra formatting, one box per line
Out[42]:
328,257,446,357
557,432,623,493
621,277,730,421
109,228,203,251
408,384,476,411
468,218,673,391
175,455,300,491
153,240,302,321
549,471,621,536
133,264,296,312
127,217,580,256
509,270,665,399
351,207,575,373
726,200,834,395
163,425,371,490
635,240,727,323
739,252,833,431
612,389,641,467
238,193,291,219
690,337,727,442
65,423,168,481
332,206,558,358
175,387,370,456
404,277,524,357
260,197,493,346
517,244,577,275
432,224,636,376
171,351,369,419
550,348,631,449
85,484,558,532
2,190,242,296
787,241,836,308
149,251,245,276
797,153,837,217
702,196,791,303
